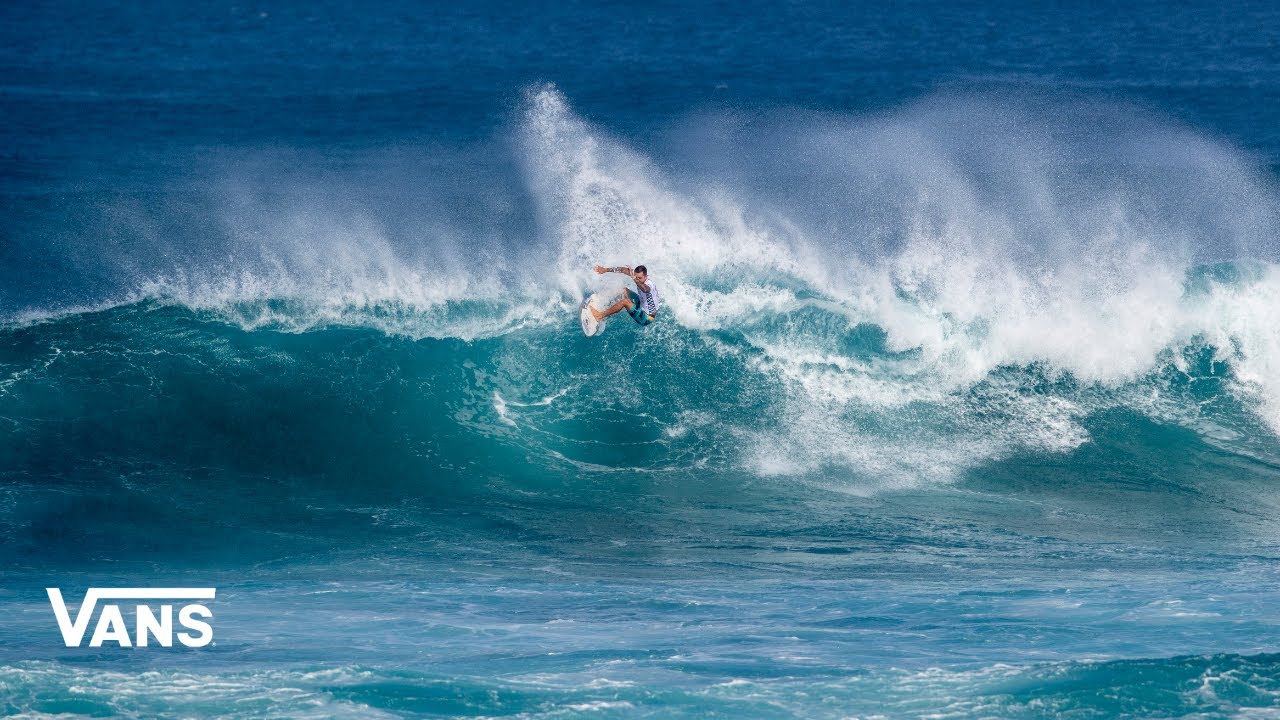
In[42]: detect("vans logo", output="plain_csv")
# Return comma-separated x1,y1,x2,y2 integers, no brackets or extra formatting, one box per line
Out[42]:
46,588,216,648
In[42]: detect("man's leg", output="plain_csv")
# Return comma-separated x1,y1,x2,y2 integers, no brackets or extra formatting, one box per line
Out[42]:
590,294,634,321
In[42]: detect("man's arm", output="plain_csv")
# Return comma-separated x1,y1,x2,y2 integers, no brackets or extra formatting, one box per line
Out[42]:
593,265,633,277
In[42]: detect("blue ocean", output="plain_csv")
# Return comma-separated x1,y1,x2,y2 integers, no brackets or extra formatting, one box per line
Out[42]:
3,1,1280,717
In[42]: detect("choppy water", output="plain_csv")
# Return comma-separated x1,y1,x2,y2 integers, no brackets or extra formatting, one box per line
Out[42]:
3,1,1280,717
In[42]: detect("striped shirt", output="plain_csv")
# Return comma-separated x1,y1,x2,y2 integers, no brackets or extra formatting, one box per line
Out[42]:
636,278,660,316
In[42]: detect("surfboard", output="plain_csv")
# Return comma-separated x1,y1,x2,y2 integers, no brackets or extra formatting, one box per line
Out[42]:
580,293,606,336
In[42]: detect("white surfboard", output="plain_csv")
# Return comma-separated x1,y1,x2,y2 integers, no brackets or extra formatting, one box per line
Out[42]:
580,293,606,336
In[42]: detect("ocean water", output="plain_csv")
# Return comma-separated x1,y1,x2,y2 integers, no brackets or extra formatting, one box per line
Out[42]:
3,1,1280,717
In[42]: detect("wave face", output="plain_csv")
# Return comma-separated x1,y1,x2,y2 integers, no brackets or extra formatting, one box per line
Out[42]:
5,85,1280,718
7,87,1280,493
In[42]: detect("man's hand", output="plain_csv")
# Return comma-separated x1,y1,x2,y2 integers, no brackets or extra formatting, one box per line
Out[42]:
593,265,607,274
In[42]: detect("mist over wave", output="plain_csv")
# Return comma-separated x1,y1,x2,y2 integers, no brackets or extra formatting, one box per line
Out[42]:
5,85,1280,494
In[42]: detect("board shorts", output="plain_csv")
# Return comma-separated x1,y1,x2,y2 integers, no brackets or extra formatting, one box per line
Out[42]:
625,289,656,326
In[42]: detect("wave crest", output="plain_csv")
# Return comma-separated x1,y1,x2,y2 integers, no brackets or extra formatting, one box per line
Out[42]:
6,85,1280,484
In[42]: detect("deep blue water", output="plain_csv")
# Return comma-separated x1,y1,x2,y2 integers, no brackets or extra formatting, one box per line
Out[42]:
3,1,1280,717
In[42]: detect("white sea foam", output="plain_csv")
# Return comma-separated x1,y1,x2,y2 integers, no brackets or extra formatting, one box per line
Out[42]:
513,86,1280,486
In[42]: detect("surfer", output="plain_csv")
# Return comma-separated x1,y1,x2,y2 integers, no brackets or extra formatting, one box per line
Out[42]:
590,264,660,326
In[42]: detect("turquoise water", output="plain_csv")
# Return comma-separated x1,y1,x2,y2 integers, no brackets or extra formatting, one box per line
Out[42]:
3,1,1280,717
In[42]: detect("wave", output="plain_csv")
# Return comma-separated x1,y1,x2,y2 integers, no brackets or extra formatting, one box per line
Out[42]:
3,86,1280,504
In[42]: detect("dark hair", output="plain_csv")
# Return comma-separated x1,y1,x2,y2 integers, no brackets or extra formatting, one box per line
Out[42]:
634,265,648,275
